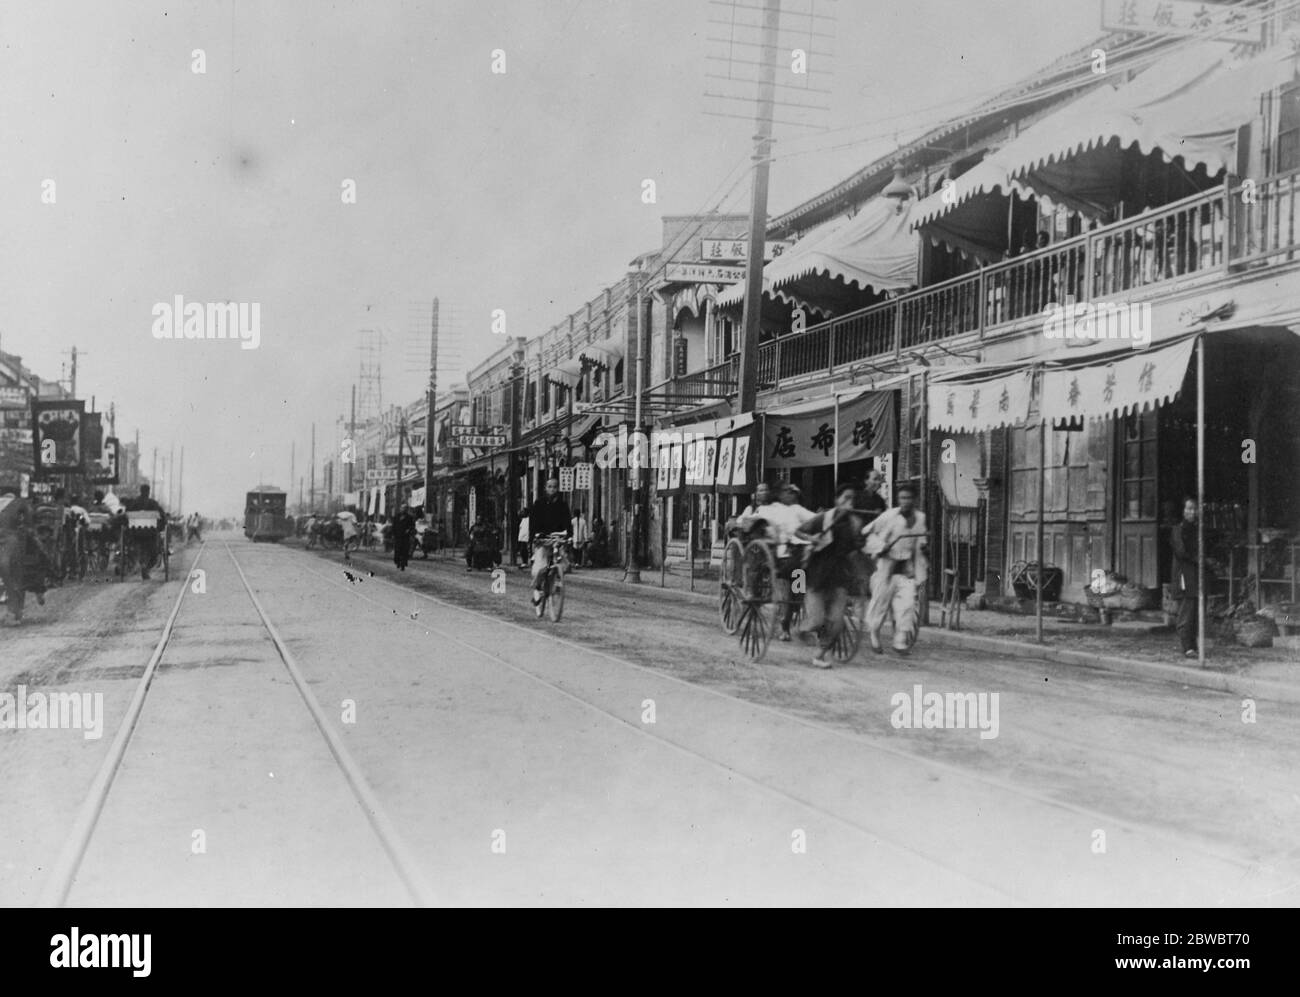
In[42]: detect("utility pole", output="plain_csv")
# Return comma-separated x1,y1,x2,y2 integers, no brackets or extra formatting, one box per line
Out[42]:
63,345,85,399
152,447,158,493
736,0,781,415
625,285,646,584
179,446,184,515
109,403,116,436
349,384,357,493
396,414,407,514
424,298,439,517
168,443,175,511
290,440,296,513
310,423,316,511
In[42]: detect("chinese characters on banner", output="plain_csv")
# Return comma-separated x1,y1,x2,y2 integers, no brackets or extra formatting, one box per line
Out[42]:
1039,337,1196,426
574,462,593,490
928,372,1033,434
559,466,575,491
699,239,794,262
763,390,897,469
1101,0,1257,43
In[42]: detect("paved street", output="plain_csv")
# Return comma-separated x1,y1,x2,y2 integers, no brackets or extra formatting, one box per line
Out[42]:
2,531,1296,906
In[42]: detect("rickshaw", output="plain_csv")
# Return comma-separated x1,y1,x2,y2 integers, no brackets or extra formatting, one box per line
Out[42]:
117,510,169,581
718,525,864,663
85,511,116,573
31,505,66,585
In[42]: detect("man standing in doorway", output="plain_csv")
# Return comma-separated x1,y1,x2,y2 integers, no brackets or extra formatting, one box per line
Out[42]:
1170,496,1214,659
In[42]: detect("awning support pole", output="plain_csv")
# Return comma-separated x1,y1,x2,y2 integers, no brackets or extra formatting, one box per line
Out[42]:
833,392,840,487
1197,335,1206,668
1036,368,1046,645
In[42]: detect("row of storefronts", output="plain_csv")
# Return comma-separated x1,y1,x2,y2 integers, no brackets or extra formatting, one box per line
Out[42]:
335,21,1300,613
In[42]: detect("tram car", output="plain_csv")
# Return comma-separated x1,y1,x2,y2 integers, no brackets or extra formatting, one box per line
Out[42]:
244,486,292,542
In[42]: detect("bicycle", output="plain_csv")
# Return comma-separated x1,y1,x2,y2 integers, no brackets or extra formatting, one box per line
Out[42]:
531,532,569,622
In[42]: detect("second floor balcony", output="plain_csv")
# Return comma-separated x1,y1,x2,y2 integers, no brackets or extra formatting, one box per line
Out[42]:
748,171,1300,389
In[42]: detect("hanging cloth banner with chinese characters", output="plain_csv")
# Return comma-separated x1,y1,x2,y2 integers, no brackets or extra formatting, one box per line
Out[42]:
928,371,1033,433
1040,336,1196,425
763,390,897,469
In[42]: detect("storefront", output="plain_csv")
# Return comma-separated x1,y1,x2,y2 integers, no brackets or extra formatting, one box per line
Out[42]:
935,327,1300,610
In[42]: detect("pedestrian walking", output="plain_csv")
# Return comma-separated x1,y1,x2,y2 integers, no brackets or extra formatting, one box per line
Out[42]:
516,507,530,568
392,506,416,570
0,479,35,624
862,482,928,655
793,480,865,668
571,510,589,568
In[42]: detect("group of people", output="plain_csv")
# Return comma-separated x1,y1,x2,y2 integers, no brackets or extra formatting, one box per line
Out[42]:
0,481,169,623
730,470,929,668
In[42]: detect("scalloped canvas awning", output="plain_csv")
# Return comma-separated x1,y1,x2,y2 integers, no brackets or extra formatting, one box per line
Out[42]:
717,196,918,309
914,41,1299,250
1040,336,1196,425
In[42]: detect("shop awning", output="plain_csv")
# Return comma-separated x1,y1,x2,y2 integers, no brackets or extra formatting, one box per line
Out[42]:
545,356,583,388
579,336,625,367
928,370,1035,433
1040,336,1196,425
915,41,1299,241
763,388,897,467
717,197,918,309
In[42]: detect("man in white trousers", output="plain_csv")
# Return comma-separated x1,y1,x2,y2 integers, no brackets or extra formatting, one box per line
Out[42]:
861,482,928,655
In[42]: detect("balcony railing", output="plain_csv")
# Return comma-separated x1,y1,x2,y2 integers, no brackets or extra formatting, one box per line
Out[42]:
747,176,1287,389
646,357,739,406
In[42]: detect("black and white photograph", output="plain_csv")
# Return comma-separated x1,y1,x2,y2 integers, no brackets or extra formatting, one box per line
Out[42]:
1,0,1298,924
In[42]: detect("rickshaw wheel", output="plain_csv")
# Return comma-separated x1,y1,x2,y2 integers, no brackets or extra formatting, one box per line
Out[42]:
831,600,862,663
737,599,772,661
741,539,777,603
738,540,777,661
718,537,744,634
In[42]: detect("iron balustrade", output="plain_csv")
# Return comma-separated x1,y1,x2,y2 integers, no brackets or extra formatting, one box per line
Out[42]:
639,177,1299,395
645,357,739,404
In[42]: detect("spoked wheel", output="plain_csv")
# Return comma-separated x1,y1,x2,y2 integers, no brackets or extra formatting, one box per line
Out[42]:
741,540,777,603
831,600,863,663
718,537,744,634
737,599,773,661
546,569,564,622
738,540,778,661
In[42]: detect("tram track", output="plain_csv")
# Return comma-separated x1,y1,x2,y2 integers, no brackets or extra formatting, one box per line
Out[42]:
35,540,434,908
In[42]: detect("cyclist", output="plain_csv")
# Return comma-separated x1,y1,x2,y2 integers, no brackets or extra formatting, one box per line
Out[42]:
527,476,571,610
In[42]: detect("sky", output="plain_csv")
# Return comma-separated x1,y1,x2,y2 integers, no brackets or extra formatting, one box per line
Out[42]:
0,0,1103,517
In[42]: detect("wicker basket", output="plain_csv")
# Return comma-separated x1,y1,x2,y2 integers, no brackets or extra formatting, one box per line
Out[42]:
1235,617,1277,648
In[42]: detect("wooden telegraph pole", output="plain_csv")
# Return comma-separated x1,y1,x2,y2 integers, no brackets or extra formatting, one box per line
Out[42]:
736,0,781,415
